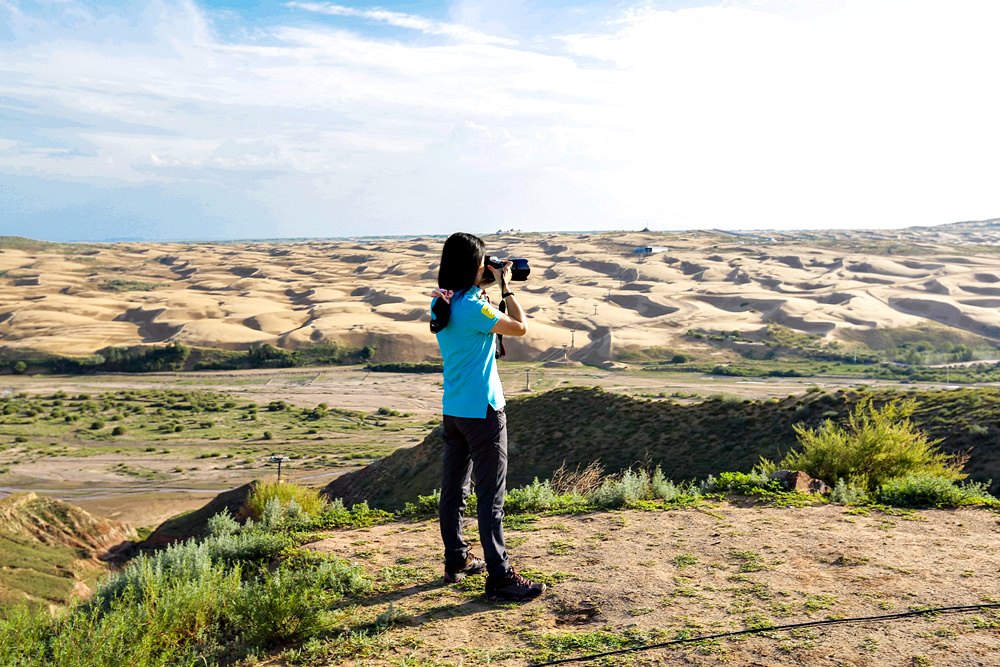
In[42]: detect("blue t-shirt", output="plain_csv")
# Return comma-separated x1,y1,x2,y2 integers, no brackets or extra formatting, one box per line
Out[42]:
431,287,506,418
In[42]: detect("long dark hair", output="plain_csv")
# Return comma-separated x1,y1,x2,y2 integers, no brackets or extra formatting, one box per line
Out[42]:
431,232,485,333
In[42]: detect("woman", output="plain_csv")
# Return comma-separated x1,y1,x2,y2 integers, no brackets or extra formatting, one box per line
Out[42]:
429,232,545,602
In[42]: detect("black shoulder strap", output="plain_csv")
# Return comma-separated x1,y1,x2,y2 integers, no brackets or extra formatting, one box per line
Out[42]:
495,298,506,359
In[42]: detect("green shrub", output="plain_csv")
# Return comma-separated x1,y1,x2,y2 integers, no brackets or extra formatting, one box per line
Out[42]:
310,500,393,529
505,478,560,513
365,362,442,373
966,423,989,436
829,477,869,505
506,479,588,514
400,489,442,517
111,426,125,437
701,470,780,495
650,467,692,501
0,518,370,667
780,397,965,491
243,481,326,521
590,469,651,508
876,474,998,508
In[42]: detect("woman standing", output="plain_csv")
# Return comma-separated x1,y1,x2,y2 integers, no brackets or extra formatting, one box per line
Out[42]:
430,232,545,602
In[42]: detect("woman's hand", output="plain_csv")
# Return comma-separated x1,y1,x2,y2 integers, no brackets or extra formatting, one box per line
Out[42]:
488,260,513,288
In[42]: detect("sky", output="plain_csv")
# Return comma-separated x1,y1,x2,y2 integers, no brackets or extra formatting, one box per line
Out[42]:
1,0,999,241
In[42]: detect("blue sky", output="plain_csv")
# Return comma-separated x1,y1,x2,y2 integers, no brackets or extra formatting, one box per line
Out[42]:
1,1,999,241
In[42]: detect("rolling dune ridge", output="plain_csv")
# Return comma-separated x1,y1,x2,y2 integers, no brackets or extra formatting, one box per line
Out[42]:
3,223,1000,362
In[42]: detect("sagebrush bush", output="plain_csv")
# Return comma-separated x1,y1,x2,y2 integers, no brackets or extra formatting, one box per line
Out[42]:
590,469,650,508
399,466,697,516
780,397,966,490
829,477,869,505
0,516,370,666
243,480,327,520
876,474,998,508
651,467,688,501
505,479,589,514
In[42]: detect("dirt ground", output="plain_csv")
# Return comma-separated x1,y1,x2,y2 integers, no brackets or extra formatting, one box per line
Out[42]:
301,503,1000,666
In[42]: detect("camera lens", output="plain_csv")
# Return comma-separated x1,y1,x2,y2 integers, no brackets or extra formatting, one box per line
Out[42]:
510,258,530,281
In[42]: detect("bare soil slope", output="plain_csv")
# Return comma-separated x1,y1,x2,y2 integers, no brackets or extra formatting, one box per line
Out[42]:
301,503,1000,666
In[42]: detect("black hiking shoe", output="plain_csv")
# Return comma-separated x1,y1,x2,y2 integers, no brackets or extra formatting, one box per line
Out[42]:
444,553,487,583
485,569,546,602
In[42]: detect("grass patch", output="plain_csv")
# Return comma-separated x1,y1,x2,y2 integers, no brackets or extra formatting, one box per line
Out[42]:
673,553,699,569
527,628,668,661
730,550,768,573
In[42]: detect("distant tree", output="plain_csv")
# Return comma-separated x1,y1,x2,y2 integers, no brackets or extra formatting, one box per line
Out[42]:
12,361,27,375
952,344,973,362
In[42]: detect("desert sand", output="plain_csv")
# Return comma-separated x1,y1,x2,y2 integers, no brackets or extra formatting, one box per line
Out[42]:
4,222,1000,363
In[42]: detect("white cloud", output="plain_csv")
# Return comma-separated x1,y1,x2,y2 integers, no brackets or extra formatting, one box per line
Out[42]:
285,1,518,46
0,0,999,240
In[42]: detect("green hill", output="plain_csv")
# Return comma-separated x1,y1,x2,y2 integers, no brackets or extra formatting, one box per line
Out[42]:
323,386,1000,509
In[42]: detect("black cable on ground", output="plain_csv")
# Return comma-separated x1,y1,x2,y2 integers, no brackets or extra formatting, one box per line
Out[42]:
532,603,1000,666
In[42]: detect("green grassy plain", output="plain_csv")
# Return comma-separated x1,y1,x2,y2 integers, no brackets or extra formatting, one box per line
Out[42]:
0,388,433,486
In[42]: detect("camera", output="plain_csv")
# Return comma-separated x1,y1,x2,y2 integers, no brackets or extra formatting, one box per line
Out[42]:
483,256,530,282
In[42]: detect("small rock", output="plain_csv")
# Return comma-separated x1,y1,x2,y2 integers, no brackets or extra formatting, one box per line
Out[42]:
769,470,831,495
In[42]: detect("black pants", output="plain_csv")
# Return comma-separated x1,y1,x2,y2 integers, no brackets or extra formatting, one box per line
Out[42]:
439,405,511,579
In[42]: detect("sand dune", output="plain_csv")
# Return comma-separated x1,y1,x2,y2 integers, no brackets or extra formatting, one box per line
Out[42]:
4,226,1000,362
243,311,310,334
888,297,1000,339
845,259,930,278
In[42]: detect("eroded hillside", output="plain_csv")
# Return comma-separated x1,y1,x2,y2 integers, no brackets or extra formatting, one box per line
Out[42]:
0,493,136,608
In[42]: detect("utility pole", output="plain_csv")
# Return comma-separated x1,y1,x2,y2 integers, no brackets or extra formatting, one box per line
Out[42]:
525,368,531,391
571,330,575,348
268,454,290,483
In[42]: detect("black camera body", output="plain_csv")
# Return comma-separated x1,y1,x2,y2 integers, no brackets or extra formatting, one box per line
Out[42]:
484,256,530,282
